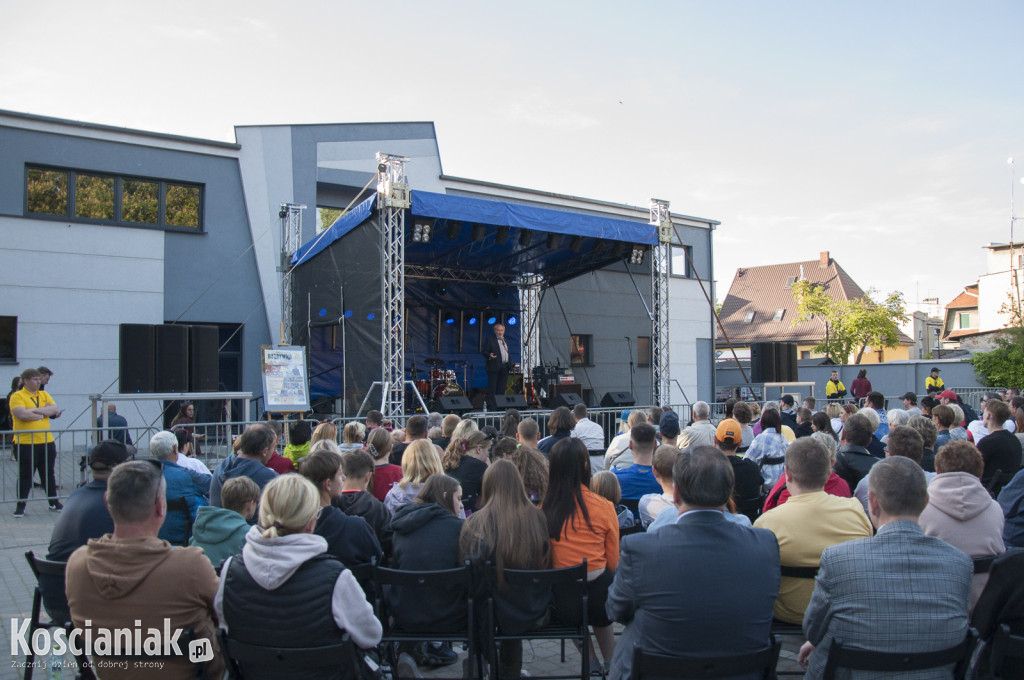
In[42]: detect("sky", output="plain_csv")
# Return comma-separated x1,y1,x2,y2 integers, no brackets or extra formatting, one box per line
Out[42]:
2,0,1022,310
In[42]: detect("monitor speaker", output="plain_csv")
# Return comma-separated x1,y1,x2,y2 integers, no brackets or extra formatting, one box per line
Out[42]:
493,394,528,409
601,391,636,407
551,393,585,409
119,324,155,393
438,395,474,412
750,342,777,383
189,325,220,392
155,325,189,392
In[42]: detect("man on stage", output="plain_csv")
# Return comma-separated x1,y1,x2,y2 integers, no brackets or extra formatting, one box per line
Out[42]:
483,323,512,410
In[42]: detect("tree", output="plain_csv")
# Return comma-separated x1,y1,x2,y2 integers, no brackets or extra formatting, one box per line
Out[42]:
970,287,1024,387
790,281,907,364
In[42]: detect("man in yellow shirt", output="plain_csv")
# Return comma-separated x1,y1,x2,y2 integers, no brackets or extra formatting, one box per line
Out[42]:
10,368,62,517
753,438,872,623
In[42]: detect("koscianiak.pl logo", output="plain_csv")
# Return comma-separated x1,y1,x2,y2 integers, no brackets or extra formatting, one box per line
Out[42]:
10,618,214,668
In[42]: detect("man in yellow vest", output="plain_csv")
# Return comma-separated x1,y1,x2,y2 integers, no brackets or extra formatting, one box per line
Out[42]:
825,370,847,401
9,368,62,517
925,367,944,395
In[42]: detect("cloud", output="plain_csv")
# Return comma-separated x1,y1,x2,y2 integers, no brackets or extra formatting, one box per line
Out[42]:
504,92,600,130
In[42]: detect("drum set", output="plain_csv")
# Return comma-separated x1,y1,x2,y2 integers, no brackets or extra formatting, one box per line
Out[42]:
408,358,467,406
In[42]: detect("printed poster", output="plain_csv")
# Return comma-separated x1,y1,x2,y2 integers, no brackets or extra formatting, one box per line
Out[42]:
261,345,310,412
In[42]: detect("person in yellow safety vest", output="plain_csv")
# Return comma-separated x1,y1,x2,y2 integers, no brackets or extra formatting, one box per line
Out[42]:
925,367,945,395
825,370,847,401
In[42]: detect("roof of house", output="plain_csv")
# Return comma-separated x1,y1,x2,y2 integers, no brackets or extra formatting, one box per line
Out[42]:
716,252,913,346
945,285,979,310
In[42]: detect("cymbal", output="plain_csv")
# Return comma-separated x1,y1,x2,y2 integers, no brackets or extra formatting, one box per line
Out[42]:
424,358,445,366
450,360,467,367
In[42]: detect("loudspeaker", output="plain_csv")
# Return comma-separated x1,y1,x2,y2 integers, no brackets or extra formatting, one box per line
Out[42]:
750,342,777,383
155,325,189,392
438,395,473,411
189,325,220,392
601,391,636,407
551,393,585,409
119,324,156,393
494,394,528,409
775,342,798,382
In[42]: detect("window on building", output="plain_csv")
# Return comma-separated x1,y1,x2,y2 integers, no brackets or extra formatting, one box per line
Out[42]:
772,309,785,322
743,311,755,323
25,165,203,232
570,334,592,366
637,336,651,367
785,276,798,287
800,350,811,359
959,312,971,328
0,316,15,363
670,246,692,278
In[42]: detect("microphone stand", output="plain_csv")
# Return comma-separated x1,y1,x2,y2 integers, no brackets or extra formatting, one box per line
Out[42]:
625,337,635,398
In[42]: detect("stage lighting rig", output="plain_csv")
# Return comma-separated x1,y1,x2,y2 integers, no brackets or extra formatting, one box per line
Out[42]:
412,219,433,243
519,229,533,247
629,246,646,265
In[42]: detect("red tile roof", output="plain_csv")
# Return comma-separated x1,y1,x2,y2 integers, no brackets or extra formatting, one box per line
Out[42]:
945,287,979,310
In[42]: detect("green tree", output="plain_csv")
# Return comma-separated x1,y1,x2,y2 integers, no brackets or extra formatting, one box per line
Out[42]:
790,281,907,364
970,287,1024,387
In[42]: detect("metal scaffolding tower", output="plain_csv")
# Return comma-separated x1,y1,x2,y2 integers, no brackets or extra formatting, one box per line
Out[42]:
517,275,542,403
377,153,411,418
279,202,306,345
650,199,673,406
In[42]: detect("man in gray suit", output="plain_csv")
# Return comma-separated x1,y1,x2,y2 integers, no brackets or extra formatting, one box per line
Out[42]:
799,456,973,679
606,446,780,680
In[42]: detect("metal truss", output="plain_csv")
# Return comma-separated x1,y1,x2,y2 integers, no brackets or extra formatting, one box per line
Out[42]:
650,199,673,406
279,203,306,345
518,278,542,400
377,153,410,418
405,264,520,286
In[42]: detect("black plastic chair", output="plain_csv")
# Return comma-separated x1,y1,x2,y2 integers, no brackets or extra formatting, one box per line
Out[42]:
347,560,378,606
630,636,780,680
487,561,590,680
821,629,978,680
771,564,819,676
23,551,92,680
165,496,193,546
990,623,1024,679
973,555,997,574
374,562,481,680
219,629,366,680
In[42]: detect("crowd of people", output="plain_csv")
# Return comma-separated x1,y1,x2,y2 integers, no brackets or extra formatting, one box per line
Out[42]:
25,382,1024,679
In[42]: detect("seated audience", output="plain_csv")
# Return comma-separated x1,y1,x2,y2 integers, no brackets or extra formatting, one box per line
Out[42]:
971,548,1024,679
591,470,636,529
607,446,780,680
366,426,401,502
810,411,838,442
391,415,444,465
908,413,940,472
384,439,445,516
435,414,461,451
677,401,715,449
190,476,259,569
67,461,225,679
794,408,814,438
919,440,1005,612
310,421,338,449
853,425,933,513
714,419,764,522
833,413,878,492
149,430,209,544
297,448,382,567
216,474,381,679
856,405,887,458
334,449,392,553
571,403,605,452
443,430,492,513
500,409,521,439
260,420,294,475
510,444,548,503
542,438,618,673
611,424,661,504
638,445,680,527
977,398,1022,496
797,457,972,679
657,410,681,448
283,419,312,465
745,406,789,488
460,460,550,680
516,417,541,451
731,401,755,453
339,421,365,452
211,424,278,513
172,428,212,477
604,410,647,470
537,407,573,456
998,466,1024,548
762,432,851,513
754,438,872,624
490,436,519,461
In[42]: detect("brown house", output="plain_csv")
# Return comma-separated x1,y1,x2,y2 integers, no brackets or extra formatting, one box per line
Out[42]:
716,251,912,363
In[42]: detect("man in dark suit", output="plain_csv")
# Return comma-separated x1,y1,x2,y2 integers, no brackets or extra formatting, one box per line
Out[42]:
482,323,512,410
798,456,973,679
606,446,781,680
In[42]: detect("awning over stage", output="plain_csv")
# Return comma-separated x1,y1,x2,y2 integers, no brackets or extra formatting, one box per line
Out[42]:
293,190,659,286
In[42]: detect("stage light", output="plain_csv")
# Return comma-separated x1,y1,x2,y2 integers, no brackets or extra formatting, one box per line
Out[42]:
491,286,503,299
436,283,448,296
447,221,461,239
344,310,353,318
468,317,477,326
507,316,517,326
495,226,510,245
629,246,646,265
445,313,456,325
518,229,533,247
546,233,559,250
367,313,375,320
471,223,486,242
569,235,584,252
488,316,497,325
412,219,433,243
318,308,327,317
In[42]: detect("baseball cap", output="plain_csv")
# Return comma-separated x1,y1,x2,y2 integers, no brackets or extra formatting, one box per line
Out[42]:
715,419,742,445
930,367,941,372
89,439,131,469
619,409,631,423
780,394,795,406
938,389,958,401
659,411,680,438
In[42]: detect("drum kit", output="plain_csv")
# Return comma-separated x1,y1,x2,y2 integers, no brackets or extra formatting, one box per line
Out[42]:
407,357,467,404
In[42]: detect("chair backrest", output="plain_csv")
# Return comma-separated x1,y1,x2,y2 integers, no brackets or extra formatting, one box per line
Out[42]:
759,455,786,469
373,562,473,631
991,624,1024,679
497,559,586,592
25,551,66,580
821,629,977,680
631,637,780,680
165,496,193,546
780,565,819,579
219,629,361,679
974,556,997,574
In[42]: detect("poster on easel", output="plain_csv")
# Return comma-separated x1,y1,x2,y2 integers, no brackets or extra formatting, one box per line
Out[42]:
261,345,310,413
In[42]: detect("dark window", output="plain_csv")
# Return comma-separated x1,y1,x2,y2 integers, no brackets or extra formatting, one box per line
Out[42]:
26,168,68,216
0,317,15,362
24,165,203,232
670,246,691,277
637,336,651,367
800,350,811,359
570,334,592,366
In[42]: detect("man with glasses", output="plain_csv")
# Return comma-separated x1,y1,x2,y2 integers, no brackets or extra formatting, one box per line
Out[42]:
9,368,62,517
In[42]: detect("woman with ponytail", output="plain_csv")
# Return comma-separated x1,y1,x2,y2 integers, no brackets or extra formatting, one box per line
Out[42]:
443,430,492,513
216,475,382,677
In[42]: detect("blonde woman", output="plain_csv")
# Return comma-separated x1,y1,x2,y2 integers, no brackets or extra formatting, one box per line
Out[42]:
310,422,338,448
384,439,444,516
215,475,382,671
340,422,365,452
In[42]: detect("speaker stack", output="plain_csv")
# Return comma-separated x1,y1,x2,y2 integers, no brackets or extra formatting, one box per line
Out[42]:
119,323,220,393
601,391,636,407
750,342,798,382
551,393,585,409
